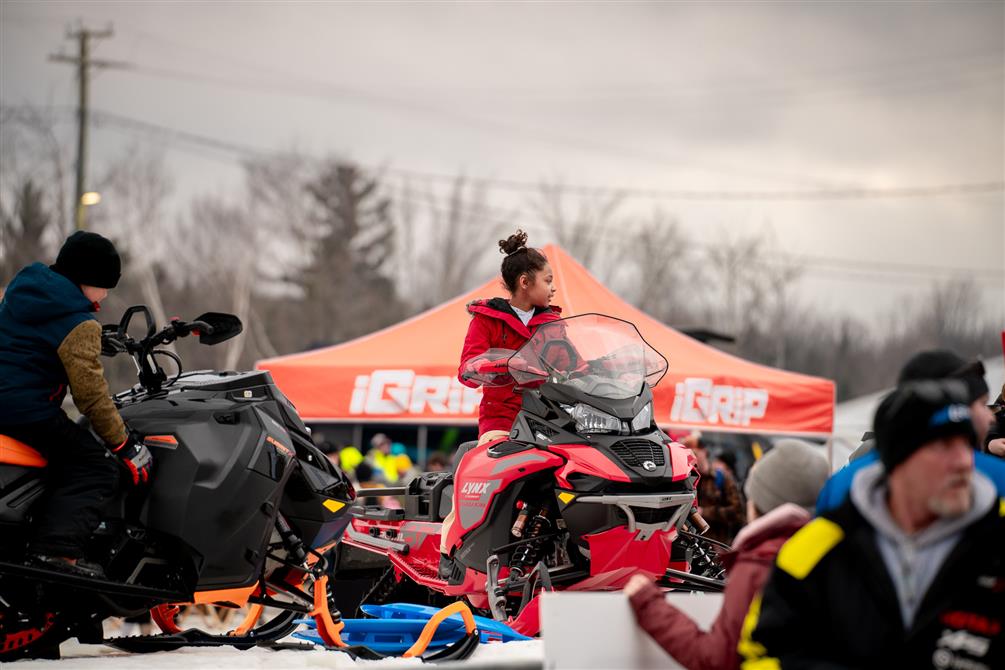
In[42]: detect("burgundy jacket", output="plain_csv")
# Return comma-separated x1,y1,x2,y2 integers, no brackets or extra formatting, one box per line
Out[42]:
458,298,562,435
628,504,811,670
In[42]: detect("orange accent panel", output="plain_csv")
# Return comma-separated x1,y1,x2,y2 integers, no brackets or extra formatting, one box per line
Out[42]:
190,584,257,606
230,604,264,637
144,435,178,446
0,435,47,468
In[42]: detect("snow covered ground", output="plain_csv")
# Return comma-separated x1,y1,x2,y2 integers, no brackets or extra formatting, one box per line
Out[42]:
14,620,544,670
24,638,544,669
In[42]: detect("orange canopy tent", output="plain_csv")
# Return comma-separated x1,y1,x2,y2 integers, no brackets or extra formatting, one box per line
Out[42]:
256,245,834,436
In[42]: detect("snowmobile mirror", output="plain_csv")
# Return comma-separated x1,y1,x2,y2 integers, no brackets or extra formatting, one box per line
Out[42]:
118,305,156,340
193,312,243,345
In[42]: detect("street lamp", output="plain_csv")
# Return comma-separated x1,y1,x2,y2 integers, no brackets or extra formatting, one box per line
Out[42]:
81,191,101,206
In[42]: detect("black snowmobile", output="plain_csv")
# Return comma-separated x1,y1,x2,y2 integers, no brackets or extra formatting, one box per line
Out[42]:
0,306,356,660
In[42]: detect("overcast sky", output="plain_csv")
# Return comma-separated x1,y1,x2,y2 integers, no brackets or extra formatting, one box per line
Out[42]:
1,1,1003,323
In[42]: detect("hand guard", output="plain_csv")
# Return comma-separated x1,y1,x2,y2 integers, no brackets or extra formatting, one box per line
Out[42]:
111,435,153,486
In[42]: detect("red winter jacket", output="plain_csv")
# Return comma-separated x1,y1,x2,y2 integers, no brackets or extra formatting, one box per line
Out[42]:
458,298,562,435
628,504,811,670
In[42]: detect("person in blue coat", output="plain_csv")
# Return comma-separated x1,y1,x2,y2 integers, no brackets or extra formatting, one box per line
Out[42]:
818,349,1003,514
0,231,151,578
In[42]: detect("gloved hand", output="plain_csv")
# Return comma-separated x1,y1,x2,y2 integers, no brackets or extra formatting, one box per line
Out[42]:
111,434,153,486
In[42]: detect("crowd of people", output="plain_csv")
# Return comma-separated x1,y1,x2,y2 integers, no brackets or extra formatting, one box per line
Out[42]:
628,349,1005,669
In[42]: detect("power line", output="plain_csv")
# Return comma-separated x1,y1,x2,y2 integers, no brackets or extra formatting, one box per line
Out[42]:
6,103,999,283
46,106,1005,204
386,166,1005,202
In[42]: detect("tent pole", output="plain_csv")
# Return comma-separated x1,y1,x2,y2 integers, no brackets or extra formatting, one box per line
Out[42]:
417,425,428,469
353,424,363,451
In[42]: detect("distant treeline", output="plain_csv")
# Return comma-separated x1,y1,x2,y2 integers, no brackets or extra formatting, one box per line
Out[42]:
2,110,1000,401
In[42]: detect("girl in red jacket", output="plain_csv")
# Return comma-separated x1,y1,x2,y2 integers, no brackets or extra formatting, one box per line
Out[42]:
459,230,561,444
440,230,561,559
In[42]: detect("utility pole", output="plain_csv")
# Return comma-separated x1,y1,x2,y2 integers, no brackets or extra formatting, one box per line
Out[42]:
49,24,127,231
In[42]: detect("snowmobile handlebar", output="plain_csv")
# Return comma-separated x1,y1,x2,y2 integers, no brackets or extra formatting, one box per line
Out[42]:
102,305,244,393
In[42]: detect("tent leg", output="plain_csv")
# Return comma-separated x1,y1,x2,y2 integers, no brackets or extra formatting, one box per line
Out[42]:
417,425,428,469
353,424,363,452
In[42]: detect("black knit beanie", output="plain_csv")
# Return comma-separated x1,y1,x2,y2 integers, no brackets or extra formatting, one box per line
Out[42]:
898,349,989,404
52,231,121,289
873,379,976,473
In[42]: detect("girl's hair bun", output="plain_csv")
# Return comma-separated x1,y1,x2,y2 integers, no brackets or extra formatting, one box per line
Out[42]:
499,229,529,256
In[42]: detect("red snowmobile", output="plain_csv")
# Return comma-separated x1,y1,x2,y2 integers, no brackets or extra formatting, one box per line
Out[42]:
338,314,726,636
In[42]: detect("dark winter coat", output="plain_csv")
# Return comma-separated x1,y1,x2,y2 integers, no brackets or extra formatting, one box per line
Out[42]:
698,466,747,545
740,484,1005,669
0,263,126,445
458,298,562,435
629,504,810,670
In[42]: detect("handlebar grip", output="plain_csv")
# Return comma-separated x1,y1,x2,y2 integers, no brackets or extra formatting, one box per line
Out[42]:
188,320,214,335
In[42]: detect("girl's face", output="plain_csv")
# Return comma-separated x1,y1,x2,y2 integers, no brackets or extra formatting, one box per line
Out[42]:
520,264,555,307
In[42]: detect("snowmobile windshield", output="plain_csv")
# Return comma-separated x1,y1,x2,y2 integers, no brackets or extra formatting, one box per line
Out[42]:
508,314,668,399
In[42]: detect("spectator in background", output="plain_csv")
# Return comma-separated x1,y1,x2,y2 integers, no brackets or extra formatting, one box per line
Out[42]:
684,432,746,545
984,384,1004,457
395,453,421,484
366,433,397,483
339,443,364,474
741,380,1004,668
713,449,741,487
426,452,450,472
626,439,829,670
818,349,1005,513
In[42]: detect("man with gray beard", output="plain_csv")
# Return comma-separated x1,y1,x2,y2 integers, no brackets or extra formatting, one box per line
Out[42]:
739,379,1004,669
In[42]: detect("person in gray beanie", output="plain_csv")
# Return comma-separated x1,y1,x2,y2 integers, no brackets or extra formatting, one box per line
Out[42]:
625,438,828,670
745,438,831,515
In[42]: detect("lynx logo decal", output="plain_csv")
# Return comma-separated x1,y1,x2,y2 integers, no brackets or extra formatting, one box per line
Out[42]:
669,377,769,427
457,479,502,528
461,481,491,496
349,370,482,416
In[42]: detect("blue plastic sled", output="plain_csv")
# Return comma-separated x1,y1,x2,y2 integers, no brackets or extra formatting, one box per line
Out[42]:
295,602,531,654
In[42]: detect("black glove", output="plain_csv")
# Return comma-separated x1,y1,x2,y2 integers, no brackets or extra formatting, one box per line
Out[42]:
111,435,153,486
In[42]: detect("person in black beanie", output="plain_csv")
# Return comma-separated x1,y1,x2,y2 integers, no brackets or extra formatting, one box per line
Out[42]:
848,349,993,462
0,231,151,578
742,379,1003,668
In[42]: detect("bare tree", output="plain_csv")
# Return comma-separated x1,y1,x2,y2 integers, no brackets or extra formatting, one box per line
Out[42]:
529,181,625,280
174,195,258,369
613,209,692,324
395,176,515,309
1,180,51,286
91,147,175,330
0,105,71,262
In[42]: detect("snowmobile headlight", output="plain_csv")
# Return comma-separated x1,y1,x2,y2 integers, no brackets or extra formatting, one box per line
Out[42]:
631,402,653,433
569,403,622,434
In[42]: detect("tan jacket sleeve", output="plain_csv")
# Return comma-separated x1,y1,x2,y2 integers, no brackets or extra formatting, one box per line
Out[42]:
57,319,128,446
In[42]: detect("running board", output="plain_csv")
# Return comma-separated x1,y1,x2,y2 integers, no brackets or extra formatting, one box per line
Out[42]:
0,560,188,601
